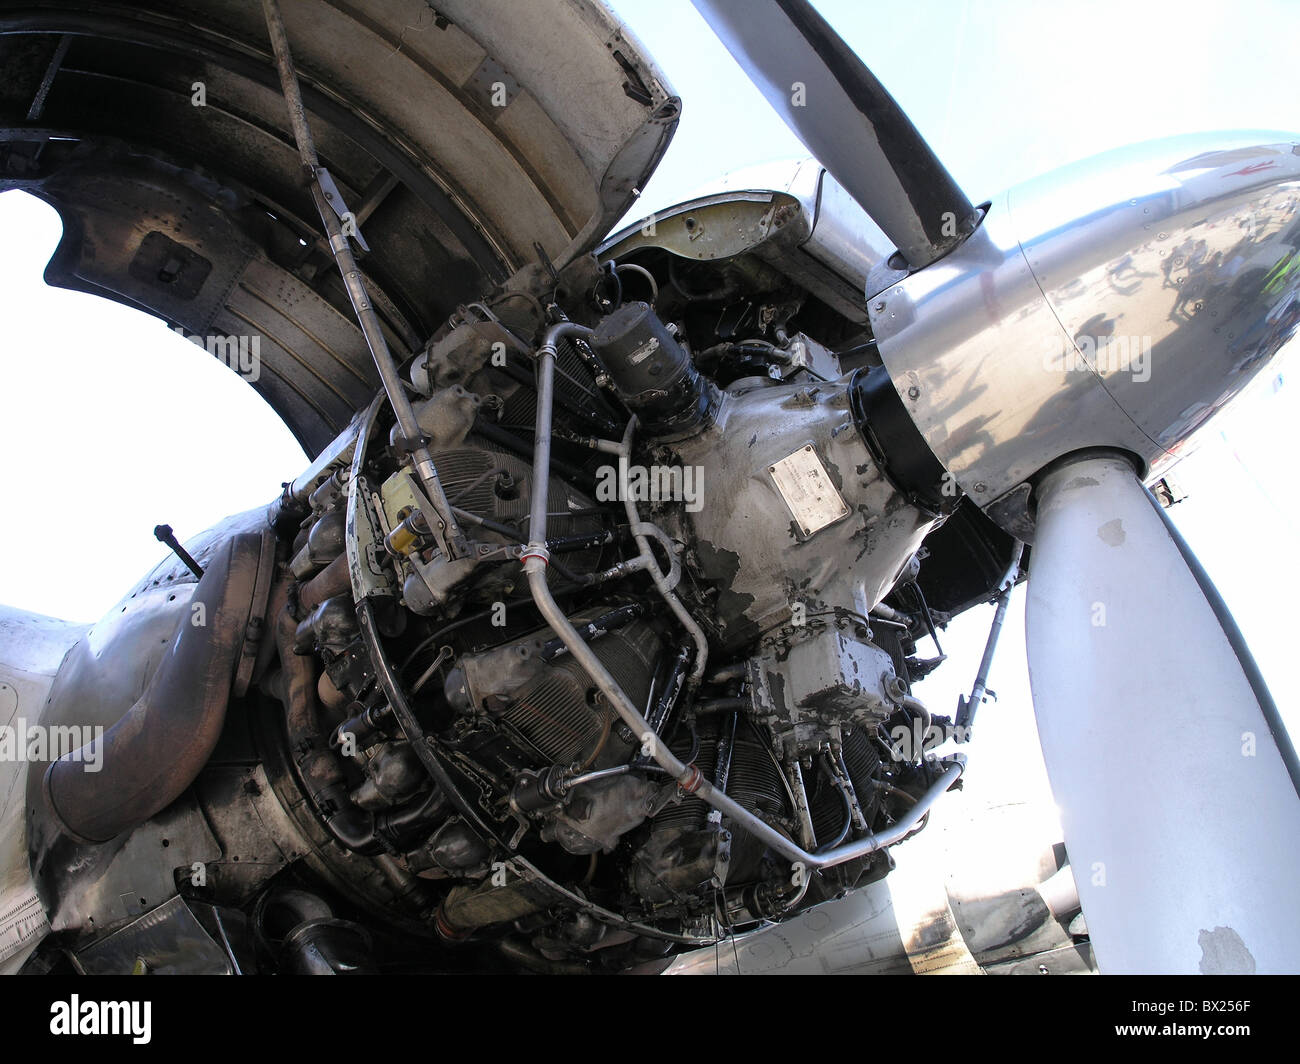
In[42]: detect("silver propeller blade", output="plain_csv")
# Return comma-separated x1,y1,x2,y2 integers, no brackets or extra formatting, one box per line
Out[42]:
1025,453,1300,973
689,0,978,270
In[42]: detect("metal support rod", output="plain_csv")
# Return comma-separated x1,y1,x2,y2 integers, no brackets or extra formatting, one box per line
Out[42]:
642,643,691,744
955,541,1023,736
260,0,465,557
27,34,71,122
153,524,204,579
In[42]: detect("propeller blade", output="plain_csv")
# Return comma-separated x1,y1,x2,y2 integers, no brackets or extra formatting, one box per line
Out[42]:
690,0,978,269
1025,453,1300,973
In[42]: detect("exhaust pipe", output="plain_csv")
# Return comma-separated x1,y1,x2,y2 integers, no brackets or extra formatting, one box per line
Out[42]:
43,533,263,843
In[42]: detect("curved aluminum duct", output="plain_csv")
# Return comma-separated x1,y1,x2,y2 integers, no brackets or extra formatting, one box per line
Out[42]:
43,533,262,844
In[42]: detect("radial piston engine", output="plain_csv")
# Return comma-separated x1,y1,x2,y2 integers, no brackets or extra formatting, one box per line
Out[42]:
591,304,939,750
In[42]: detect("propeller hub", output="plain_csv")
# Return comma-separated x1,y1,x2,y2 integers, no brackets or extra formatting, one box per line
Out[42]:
869,133,1300,535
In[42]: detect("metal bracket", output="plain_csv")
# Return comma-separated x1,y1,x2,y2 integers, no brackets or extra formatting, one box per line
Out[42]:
233,527,279,697
315,167,371,252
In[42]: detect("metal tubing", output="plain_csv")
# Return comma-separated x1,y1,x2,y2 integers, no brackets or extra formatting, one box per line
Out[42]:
629,518,682,589
566,765,631,788
522,322,596,562
869,601,909,625
616,418,709,692
901,694,932,736
522,329,708,690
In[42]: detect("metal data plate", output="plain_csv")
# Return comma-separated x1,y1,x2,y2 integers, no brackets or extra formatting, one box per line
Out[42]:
768,444,850,539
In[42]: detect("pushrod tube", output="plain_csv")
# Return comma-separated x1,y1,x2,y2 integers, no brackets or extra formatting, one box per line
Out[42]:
956,542,1023,735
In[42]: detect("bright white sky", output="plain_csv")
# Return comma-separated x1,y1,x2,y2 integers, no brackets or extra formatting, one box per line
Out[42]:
0,0,1296,786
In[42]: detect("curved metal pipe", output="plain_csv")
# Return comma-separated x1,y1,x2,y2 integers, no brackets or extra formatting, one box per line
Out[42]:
256,887,374,975
628,519,682,589
901,694,931,736
521,337,707,691
705,661,748,684
44,533,262,843
522,321,595,563
299,547,350,611
617,418,708,693
565,764,630,788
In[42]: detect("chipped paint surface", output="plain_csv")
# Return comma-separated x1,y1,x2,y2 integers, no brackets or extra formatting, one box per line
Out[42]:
1197,926,1256,974
1097,518,1126,546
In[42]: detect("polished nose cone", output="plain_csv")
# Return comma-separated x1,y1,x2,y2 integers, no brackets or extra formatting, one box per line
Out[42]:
870,133,1300,532
1012,132,1300,461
